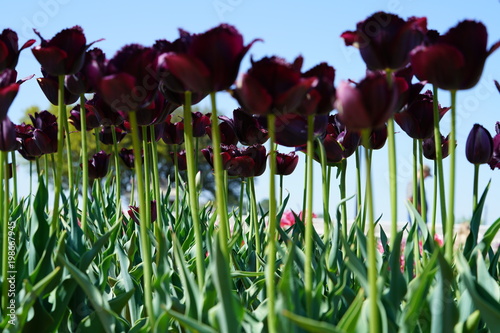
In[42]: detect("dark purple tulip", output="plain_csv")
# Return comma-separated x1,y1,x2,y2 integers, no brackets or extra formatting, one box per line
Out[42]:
69,104,100,131
275,151,299,176
393,65,426,112
65,48,106,95
0,117,19,151
411,20,500,90
85,150,110,180
315,114,361,164
128,200,157,224
15,123,41,159
207,120,238,145
119,148,135,169
0,29,35,71
488,125,500,170
169,150,187,171
465,124,493,164
225,144,267,178
37,69,79,105
98,44,158,112
224,108,268,146
0,69,32,120
162,115,184,145
30,111,58,154
125,92,178,126
98,126,127,145
274,113,328,147
299,63,336,115
335,72,402,130
88,94,124,127
341,12,427,71
360,125,388,150
191,112,211,137
157,24,259,96
394,90,449,139
423,134,451,160
234,56,318,115
32,26,98,76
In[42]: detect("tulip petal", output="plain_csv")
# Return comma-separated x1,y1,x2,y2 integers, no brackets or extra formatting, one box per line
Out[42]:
165,53,211,94
275,76,318,113
32,46,68,76
237,74,272,115
335,81,371,130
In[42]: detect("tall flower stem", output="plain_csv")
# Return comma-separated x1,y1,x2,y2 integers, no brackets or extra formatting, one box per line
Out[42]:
209,92,230,254
128,111,154,328
111,125,122,224
355,148,363,228
412,139,418,212
50,75,67,235
11,151,17,207
304,114,315,317
173,146,180,225
266,113,278,333
471,164,479,213
387,117,398,248
362,129,379,332
183,91,205,287
79,94,89,234
248,177,260,271
418,140,427,222
445,90,457,261
339,160,347,242
1,151,8,310
431,160,438,237
279,175,284,207
142,127,152,229
317,137,331,238
150,126,163,266
431,86,447,232
94,128,101,153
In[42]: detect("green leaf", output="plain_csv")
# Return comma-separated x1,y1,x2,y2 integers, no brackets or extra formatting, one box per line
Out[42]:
337,289,364,332
475,216,500,258
464,181,490,259
166,309,218,333
282,310,345,333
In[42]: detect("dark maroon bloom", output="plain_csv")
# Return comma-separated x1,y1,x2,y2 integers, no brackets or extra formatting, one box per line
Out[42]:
361,125,388,150
162,115,184,145
393,65,426,112
15,123,41,159
207,120,238,145
98,44,158,112
85,150,110,180
32,26,98,76
394,90,449,139
318,114,361,163
0,116,18,151
29,111,58,154
157,24,259,96
124,92,178,126
118,148,135,169
466,124,493,164
335,72,402,130
0,29,35,71
275,151,299,176
234,56,317,115
191,112,211,137
341,12,427,71
275,113,328,147
65,48,106,95
488,124,500,170
223,108,268,146
128,200,157,224
423,134,452,160
226,144,267,178
98,126,127,145
411,20,500,90
0,69,32,120
88,94,124,127
69,104,100,131
169,150,187,171
299,63,336,115
37,69,79,105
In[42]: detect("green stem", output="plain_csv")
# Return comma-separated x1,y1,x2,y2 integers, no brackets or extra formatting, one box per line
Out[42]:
418,141,427,223
387,117,398,248
355,148,363,228
340,160,347,242
431,160,438,237
142,126,151,229
472,164,479,211
183,92,205,287
431,86,447,232
50,75,67,235
173,146,180,226
249,177,260,271
11,151,17,207
279,174,283,208
210,92,230,254
304,114,314,317
317,137,331,238
130,173,135,206
266,113,277,333
1,151,7,310
412,139,418,212
150,126,162,267
445,90,457,261
80,94,89,234
111,125,122,225
128,111,154,328
362,129,379,332
94,127,101,153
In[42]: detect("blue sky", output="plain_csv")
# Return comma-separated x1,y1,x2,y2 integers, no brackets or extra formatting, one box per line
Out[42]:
2,0,500,226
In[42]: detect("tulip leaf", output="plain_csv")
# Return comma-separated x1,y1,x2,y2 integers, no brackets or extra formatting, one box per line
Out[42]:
464,181,490,259
475,216,500,258
336,289,364,332
282,309,345,333
166,309,218,333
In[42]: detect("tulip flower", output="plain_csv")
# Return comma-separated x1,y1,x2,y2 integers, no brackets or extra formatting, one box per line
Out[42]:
335,72,402,130
411,20,500,90
69,104,100,131
422,134,452,160
394,90,449,139
275,151,299,176
0,69,32,120
118,148,135,169
88,94,124,127
223,108,268,146
393,65,426,112
315,114,360,164
299,62,336,115
488,123,500,170
360,125,388,150
126,92,178,126
191,111,211,137
234,56,318,115
157,24,259,96
85,150,110,180
37,69,79,105
98,126,127,145
341,12,427,71
465,124,493,164
274,113,328,147
29,111,58,154
0,29,35,71
202,144,267,178
162,115,184,145
207,120,238,145
65,48,106,95
169,150,187,171
32,26,99,76
0,116,19,151
16,123,41,160
128,200,157,224
98,44,159,112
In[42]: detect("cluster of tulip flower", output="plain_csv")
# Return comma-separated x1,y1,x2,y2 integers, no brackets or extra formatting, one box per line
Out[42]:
1,10,500,332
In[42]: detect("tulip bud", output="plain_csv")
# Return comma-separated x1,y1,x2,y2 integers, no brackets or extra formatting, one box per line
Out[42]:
466,124,493,164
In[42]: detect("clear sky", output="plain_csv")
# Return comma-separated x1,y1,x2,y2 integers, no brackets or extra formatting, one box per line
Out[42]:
2,0,500,226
